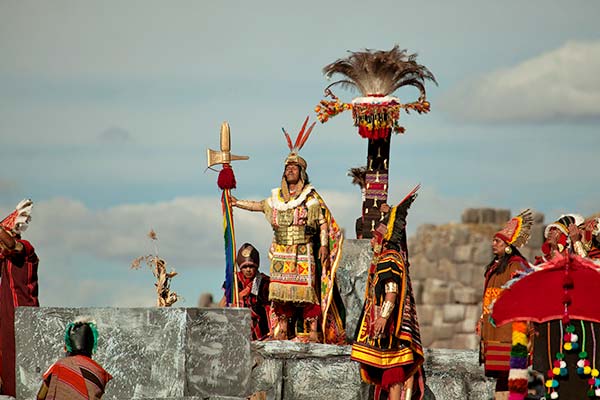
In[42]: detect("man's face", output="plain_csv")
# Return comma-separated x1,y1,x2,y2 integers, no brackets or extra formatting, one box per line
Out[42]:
492,237,508,257
284,164,300,185
547,226,561,244
240,264,258,279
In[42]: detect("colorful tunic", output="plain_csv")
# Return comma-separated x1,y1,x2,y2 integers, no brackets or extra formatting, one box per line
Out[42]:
0,239,39,396
235,271,271,340
351,249,424,398
480,255,527,376
42,355,112,399
263,184,345,344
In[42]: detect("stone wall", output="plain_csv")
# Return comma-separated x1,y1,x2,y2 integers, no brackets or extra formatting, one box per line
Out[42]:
408,208,545,350
15,307,495,400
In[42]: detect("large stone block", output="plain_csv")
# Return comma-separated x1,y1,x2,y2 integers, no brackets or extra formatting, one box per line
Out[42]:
437,259,458,281
442,304,465,323
185,308,253,398
422,279,452,305
472,240,492,265
459,305,482,334
417,304,436,326
15,307,253,400
423,348,494,400
450,334,479,350
455,264,475,287
453,244,473,263
453,286,478,305
409,255,438,281
284,358,367,400
16,307,188,399
254,342,369,400
337,239,372,338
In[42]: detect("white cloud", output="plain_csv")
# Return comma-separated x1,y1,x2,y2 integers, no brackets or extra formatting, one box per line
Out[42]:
439,40,600,123
18,188,469,269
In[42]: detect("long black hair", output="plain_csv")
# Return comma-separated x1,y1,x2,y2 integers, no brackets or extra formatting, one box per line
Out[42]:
485,245,526,278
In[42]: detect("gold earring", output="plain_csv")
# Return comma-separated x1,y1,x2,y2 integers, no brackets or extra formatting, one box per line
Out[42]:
504,246,512,254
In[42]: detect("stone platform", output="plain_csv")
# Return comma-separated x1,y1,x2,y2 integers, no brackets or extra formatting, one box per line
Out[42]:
15,307,494,400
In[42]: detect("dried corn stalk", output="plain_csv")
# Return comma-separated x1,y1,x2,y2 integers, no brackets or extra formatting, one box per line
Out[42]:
131,229,179,307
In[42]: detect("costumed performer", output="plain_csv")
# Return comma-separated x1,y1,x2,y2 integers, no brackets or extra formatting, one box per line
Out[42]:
232,117,345,344
37,317,112,400
219,243,271,340
351,190,424,400
477,210,533,400
0,199,39,397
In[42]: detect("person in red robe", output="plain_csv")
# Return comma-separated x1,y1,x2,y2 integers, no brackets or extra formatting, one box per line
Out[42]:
0,199,39,396
219,243,271,340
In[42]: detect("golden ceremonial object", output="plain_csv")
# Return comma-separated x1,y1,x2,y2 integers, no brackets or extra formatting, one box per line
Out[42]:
207,122,249,168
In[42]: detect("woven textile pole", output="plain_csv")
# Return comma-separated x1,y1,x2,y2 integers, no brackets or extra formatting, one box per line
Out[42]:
207,122,248,306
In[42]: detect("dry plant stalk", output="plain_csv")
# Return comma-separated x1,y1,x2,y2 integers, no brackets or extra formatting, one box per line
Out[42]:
131,229,179,307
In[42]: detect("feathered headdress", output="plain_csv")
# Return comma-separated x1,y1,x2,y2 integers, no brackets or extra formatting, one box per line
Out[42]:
323,45,437,100
372,184,420,253
347,166,367,189
1,199,33,236
317,46,437,139
282,116,316,169
495,209,534,248
280,117,316,201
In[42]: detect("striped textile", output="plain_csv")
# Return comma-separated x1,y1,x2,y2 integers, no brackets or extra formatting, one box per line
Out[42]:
43,355,112,400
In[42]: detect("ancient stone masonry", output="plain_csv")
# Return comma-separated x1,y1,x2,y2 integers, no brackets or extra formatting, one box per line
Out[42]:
408,208,545,350
15,307,495,400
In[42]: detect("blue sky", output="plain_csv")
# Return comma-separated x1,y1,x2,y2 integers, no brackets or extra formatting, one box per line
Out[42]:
1,0,599,307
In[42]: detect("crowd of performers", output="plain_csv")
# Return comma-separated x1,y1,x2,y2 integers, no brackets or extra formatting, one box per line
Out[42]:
480,212,600,400
1,127,599,400
228,120,424,400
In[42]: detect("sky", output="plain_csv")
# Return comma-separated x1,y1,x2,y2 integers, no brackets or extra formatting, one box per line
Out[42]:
1,0,599,307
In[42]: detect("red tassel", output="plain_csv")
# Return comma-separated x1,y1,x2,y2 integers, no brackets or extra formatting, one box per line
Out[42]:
217,165,236,190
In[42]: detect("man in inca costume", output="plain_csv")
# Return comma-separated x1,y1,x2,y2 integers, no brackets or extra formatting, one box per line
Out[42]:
351,190,424,400
233,118,345,344
478,210,532,400
0,199,39,396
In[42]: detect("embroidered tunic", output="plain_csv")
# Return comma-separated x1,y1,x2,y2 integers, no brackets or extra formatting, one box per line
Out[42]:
480,255,527,376
351,249,424,397
262,184,346,344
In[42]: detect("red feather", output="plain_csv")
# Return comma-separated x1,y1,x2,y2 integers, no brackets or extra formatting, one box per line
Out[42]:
282,128,293,151
294,116,310,149
298,121,316,150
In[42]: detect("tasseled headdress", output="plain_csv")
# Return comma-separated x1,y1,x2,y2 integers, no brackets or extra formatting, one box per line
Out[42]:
495,209,534,248
373,184,420,254
544,213,585,239
1,199,33,236
280,116,316,202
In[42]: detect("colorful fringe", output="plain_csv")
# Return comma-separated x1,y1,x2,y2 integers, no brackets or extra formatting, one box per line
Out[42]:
222,189,239,306
508,321,529,400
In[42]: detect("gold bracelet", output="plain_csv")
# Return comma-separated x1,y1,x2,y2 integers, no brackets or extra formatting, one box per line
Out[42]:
320,230,328,247
573,241,588,257
384,282,398,293
380,300,395,319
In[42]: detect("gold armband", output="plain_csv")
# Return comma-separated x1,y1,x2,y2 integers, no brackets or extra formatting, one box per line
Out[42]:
320,230,328,247
573,241,588,257
384,282,398,293
235,199,263,211
380,300,395,319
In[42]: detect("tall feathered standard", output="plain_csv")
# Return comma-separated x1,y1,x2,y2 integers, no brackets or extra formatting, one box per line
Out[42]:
323,46,437,100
